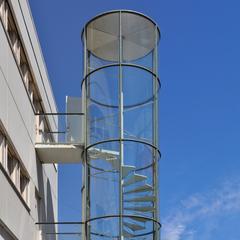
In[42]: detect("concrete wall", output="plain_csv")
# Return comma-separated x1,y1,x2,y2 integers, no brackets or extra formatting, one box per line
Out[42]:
10,0,57,115
0,0,58,239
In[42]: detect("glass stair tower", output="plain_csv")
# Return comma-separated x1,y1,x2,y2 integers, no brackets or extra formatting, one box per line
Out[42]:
81,10,161,240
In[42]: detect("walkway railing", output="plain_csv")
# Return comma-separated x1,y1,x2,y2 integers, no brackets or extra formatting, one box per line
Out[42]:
36,222,83,240
35,113,84,144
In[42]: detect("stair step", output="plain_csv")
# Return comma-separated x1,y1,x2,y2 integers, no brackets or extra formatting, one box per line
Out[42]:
122,165,136,178
123,174,147,187
124,184,153,194
124,195,155,203
123,229,135,238
123,221,145,231
130,216,149,223
124,206,155,212
89,148,119,160
106,158,119,169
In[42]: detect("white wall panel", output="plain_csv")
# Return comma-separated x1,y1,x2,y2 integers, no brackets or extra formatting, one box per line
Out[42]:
0,171,35,240
0,5,58,240
0,1,58,239
10,0,57,128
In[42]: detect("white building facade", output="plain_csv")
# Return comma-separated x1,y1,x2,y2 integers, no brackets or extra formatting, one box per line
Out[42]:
0,0,58,239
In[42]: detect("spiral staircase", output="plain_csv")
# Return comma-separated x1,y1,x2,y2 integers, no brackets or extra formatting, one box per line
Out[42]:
89,148,156,238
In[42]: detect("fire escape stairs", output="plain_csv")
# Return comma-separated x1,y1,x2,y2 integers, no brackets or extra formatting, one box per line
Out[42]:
89,148,156,238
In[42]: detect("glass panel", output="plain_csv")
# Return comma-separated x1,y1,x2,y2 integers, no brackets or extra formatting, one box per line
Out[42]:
122,66,155,107
126,50,154,71
87,67,119,144
66,97,83,143
124,102,153,143
122,141,158,218
88,216,160,240
35,114,82,144
122,66,158,144
88,142,120,218
88,217,119,240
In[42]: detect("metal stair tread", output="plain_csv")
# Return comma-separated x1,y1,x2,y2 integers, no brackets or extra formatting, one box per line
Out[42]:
123,221,145,231
123,229,135,238
130,216,149,223
124,206,155,212
106,158,119,169
88,148,119,160
124,184,153,194
124,195,155,203
123,173,147,187
122,165,136,178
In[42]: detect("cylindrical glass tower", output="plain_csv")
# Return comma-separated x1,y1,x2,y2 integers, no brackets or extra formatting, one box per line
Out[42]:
81,10,161,240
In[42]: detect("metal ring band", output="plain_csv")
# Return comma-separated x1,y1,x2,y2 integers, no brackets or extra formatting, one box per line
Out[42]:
85,214,161,238
81,63,160,109
82,138,161,171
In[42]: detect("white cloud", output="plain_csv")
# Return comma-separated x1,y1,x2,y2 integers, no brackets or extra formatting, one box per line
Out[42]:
162,178,240,240
163,224,185,240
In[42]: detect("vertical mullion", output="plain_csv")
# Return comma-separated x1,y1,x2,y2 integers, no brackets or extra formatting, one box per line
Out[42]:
118,11,124,240
83,27,90,240
153,25,160,240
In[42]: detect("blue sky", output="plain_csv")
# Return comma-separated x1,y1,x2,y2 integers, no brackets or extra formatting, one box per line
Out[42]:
29,0,240,239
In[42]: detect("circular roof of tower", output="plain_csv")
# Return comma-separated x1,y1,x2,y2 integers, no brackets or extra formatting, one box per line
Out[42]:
82,10,160,62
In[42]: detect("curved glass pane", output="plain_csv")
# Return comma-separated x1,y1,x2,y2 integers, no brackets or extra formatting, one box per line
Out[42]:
87,216,160,240
122,67,158,144
122,66,157,107
88,142,120,219
87,67,119,144
125,50,154,71
87,66,119,107
122,141,159,220
87,141,159,218
123,101,154,144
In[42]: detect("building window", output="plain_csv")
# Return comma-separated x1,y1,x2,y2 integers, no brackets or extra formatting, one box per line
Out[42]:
9,31,20,64
0,0,8,29
7,151,15,180
0,0,4,18
20,170,29,203
1,0,46,117
28,81,34,103
0,133,7,169
0,0,5,21
0,130,29,205
7,151,20,189
35,189,42,224
7,8,21,65
20,63,30,89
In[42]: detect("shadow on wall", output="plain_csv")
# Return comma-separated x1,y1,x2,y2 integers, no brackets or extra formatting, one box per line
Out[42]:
46,179,56,240
0,223,15,240
36,158,56,240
